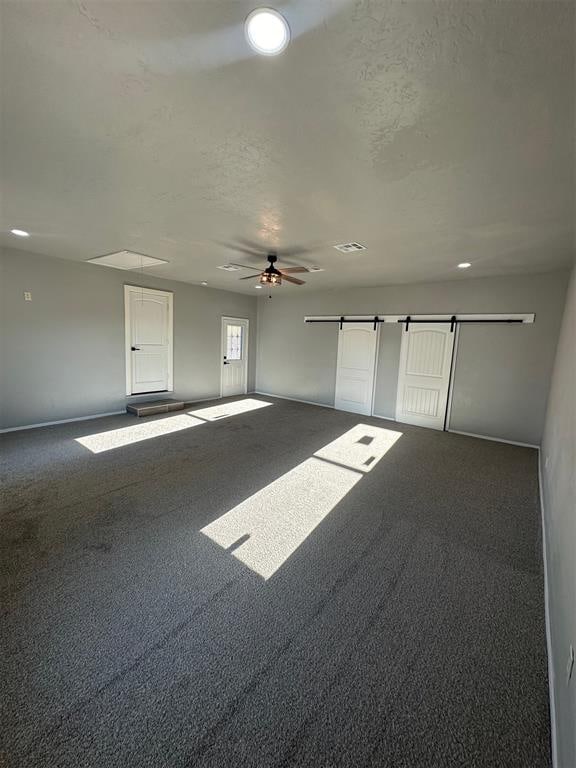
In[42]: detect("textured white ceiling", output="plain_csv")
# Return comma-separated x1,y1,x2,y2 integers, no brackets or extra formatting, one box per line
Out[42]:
1,0,574,293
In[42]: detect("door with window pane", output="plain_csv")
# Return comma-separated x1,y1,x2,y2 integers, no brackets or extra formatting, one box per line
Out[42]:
221,318,249,397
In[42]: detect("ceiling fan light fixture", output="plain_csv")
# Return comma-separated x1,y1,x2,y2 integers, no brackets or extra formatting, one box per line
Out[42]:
260,271,282,286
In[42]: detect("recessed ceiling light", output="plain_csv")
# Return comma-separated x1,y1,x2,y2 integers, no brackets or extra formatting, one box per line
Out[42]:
458,262,472,269
254,284,263,289
308,266,325,272
200,281,208,286
11,228,29,237
217,264,241,271
245,8,290,56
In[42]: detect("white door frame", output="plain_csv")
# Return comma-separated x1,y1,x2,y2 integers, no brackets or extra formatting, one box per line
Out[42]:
443,323,460,431
370,328,381,417
124,285,174,397
220,317,249,398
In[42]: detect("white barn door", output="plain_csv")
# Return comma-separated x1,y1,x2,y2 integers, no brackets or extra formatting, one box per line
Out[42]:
395,323,455,430
334,323,378,415
125,286,173,395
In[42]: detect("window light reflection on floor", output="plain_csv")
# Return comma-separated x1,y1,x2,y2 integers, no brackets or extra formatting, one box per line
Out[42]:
75,414,204,453
75,398,272,453
201,424,402,579
188,398,272,421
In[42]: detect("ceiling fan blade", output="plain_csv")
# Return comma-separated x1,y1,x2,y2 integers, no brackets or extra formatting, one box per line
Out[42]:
218,242,262,259
239,274,261,280
215,240,261,258
231,246,263,258
280,266,308,274
282,274,305,286
230,263,262,271
281,246,314,257
233,239,316,262
234,238,271,257
237,237,269,251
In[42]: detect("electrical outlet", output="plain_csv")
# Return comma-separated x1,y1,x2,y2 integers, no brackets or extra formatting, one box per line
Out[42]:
544,455,549,469
567,645,574,684
23,291,32,301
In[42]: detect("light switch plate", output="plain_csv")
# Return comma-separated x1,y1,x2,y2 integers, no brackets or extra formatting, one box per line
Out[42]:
24,291,32,301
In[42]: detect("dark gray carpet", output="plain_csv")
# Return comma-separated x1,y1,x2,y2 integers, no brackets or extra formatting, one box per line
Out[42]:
0,396,551,767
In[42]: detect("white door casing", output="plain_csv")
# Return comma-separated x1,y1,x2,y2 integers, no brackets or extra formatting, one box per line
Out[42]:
221,317,249,398
124,286,173,396
395,323,456,430
334,323,378,415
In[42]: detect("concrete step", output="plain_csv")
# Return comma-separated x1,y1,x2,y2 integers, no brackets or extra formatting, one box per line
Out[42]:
126,399,185,417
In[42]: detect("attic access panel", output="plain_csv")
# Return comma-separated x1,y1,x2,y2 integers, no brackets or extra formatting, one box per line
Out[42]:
87,251,168,270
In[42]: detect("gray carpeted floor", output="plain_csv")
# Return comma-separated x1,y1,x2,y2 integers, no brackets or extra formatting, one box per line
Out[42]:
0,396,551,767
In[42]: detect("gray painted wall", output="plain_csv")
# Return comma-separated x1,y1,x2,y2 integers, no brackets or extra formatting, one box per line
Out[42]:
0,248,258,430
541,267,576,768
256,271,568,445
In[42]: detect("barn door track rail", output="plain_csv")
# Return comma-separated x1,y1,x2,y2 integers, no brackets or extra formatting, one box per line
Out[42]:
304,313,535,329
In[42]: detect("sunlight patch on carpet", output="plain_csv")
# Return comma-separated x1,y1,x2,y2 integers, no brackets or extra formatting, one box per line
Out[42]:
188,398,272,421
75,399,272,453
75,414,204,453
201,424,402,578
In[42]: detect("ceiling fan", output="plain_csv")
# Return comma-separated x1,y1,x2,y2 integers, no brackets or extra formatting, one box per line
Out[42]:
232,253,308,286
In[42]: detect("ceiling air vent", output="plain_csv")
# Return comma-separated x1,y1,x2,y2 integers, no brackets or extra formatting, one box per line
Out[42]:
87,251,168,270
217,264,242,271
333,242,366,253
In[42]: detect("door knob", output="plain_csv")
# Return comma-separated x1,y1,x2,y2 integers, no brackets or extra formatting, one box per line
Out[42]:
131,346,140,351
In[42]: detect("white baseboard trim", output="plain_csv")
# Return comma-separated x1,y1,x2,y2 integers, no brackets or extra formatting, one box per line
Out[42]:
538,452,558,768
0,410,125,434
184,394,231,407
254,391,334,409
448,429,539,450
371,412,397,422
0,392,254,434
253,398,540,450
255,392,401,419
254,397,539,450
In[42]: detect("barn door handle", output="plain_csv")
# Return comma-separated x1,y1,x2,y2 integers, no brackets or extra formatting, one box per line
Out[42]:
131,346,140,351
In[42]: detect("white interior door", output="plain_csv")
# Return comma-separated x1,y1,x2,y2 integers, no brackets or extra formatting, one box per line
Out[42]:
395,323,455,430
221,318,249,398
125,286,173,395
334,323,378,415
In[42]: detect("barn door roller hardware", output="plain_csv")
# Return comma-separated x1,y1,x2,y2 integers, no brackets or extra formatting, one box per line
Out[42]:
402,315,457,332
398,316,524,331
306,317,386,328
305,314,533,326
